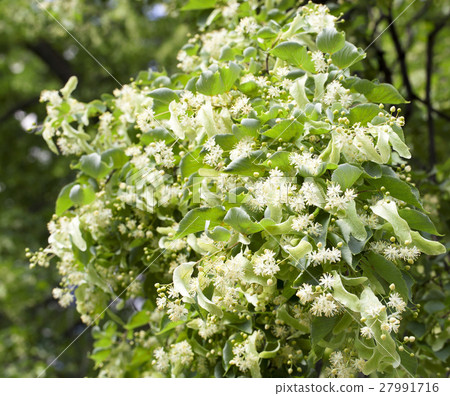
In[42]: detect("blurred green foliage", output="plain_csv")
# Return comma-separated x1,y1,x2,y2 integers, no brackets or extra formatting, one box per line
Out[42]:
0,0,448,377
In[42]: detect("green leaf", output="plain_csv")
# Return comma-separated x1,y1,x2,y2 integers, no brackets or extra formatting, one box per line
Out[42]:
332,312,354,335
69,184,96,206
173,262,195,299
206,226,231,242
352,79,407,104
331,271,360,312
410,231,446,255
316,28,345,54
398,209,442,236
277,305,309,333
289,75,310,109
80,153,111,179
262,119,303,141
371,200,411,243
365,252,409,301
197,287,223,317
196,63,240,96
311,316,339,346
60,76,78,98
259,342,280,359
367,173,423,209
223,152,265,176
263,151,292,173
270,42,315,72
348,104,380,125
148,88,179,104
362,161,382,178
423,300,445,314
337,201,367,241
181,0,216,10
331,164,362,190
232,118,260,139
175,206,226,238
180,148,202,179
283,239,313,262
331,42,365,69
124,311,150,330
56,182,76,215
224,207,262,234
101,148,128,169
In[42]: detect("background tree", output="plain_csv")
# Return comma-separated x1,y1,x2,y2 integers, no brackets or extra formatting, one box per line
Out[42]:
0,0,448,377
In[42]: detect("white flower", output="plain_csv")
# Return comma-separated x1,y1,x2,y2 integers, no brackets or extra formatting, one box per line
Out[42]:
360,326,374,339
230,96,253,117
229,137,254,161
203,139,224,167
310,294,338,317
145,140,175,168
169,340,193,365
253,249,279,276
387,292,406,313
319,273,335,289
290,151,322,175
309,247,341,266
136,107,155,132
383,245,401,261
167,301,188,321
292,214,312,232
153,347,169,372
236,17,259,35
296,283,315,304
311,51,328,73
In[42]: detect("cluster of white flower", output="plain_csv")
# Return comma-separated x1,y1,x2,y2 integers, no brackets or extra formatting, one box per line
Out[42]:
145,140,175,168
136,107,155,132
230,96,253,117
311,51,328,73
308,247,341,266
229,137,254,161
323,80,352,108
231,337,259,373
310,294,339,317
325,182,357,211
325,351,362,378
203,138,224,167
253,249,280,277
289,150,322,175
292,214,323,236
236,17,259,35
303,3,337,33
153,341,194,373
370,241,421,263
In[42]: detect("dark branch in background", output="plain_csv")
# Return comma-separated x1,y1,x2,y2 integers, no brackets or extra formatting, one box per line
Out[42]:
0,96,40,124
425,19,448,170
26,39,75,83
0,40,75,124
386,7,414,119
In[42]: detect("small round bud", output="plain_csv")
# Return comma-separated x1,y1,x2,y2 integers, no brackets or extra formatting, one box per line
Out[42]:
389,283,396,291
390,236,396,243
398,346,404,351
381,334,386,340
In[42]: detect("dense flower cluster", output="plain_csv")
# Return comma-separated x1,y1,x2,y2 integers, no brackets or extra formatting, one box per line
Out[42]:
30,1,445,378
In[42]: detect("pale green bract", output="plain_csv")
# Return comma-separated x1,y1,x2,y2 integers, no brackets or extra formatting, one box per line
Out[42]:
31,1,445,378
